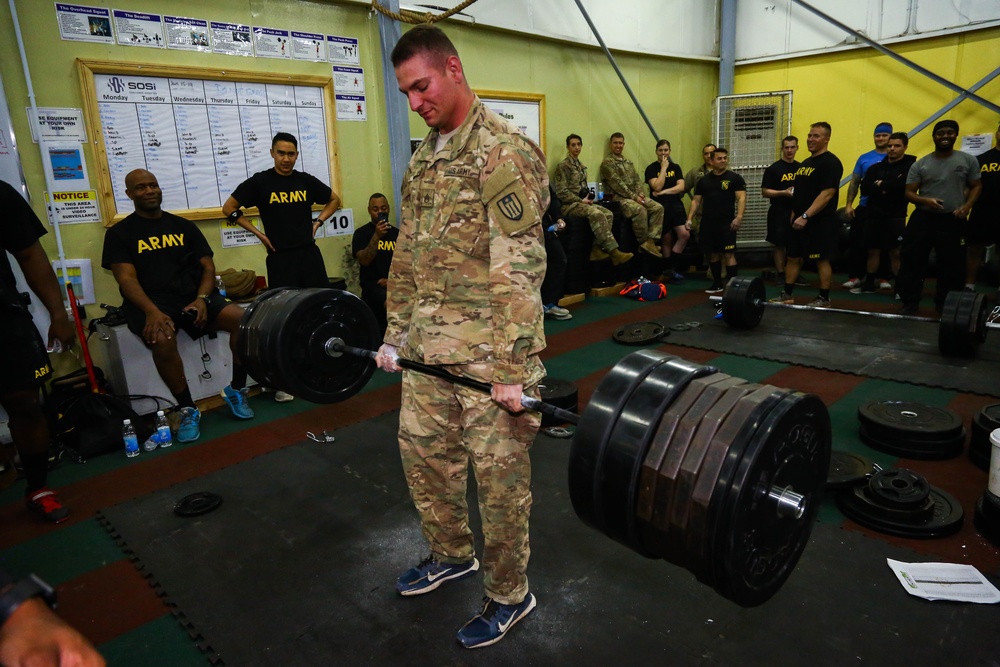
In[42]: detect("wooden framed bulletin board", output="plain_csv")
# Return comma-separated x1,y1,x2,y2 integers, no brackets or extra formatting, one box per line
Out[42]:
78,60,339,224
477,91,545,155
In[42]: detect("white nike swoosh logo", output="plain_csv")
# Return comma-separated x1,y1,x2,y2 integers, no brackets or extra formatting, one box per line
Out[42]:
498,615,515,633
426,570,450,582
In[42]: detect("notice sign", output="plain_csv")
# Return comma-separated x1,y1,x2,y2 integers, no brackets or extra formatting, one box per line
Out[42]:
45,190,101,224
211,21,253,56
319,208,354,238
335,94,366,122
327,35,360,64
27,107,87,143
113,9,164,48
165,15,211,52
220,218,263,248
55,3,113,43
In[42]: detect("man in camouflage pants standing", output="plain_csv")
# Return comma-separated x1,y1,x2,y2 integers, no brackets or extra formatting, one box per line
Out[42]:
600,132,664,257
554,133,633,265
377,25,547,649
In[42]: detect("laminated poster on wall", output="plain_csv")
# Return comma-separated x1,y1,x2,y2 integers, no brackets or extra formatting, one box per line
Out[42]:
112,10,165,49
26,107,87,143
164,15,211,52
335,94,366,122
292,31,327,62
327,35,360,65
220,217,263,249
43,142,91,193
55,3,114,44
253,26,292,60
211,21,253,57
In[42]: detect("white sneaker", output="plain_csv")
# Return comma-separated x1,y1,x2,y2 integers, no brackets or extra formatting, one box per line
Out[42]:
879,280,893,291
274,391,294,403
842,277,862,289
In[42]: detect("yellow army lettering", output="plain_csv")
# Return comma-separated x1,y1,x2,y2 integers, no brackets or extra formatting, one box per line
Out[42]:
268,190,309,204
377,239,396,252
34,364,51,379
982,162,1000,173
781,173,796,182
796,167,816,177
137,233,184,253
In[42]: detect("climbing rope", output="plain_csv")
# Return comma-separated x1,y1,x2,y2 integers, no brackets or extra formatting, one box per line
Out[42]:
370,0,479,25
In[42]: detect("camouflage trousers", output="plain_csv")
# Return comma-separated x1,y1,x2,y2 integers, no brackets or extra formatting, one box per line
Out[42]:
618,198,664,243
398,361,542,605
562,201,618,252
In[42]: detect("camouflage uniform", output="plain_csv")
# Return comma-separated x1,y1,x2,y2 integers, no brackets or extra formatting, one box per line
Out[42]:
553,155,619,253
385,97,547,606
684,164,711,232
600,155,663,242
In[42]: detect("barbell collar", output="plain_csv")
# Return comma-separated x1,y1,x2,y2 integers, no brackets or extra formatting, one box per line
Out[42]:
768,485,806,520
326,338,580,425
709,294,999,328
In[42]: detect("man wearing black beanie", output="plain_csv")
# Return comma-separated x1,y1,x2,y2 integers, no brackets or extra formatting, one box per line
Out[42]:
897,120,981,313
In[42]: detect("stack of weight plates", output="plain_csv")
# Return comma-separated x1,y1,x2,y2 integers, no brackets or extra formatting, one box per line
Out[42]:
969,404,1000,471
567,349,831,607
857,400,964,460
974,491,1000,547
837,468,963,538
538,377,578,427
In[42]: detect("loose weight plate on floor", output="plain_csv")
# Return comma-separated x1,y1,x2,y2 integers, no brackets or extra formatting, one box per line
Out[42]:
836,469,963,539
538,377,578,427
826,450,876,489
613,321,668,345
857,400,964,442
858,424,965,460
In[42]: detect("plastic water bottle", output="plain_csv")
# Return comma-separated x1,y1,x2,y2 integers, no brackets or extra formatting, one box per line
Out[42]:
597,182,605,202
215,275,227,298
155,410,173,449
123,419,139,458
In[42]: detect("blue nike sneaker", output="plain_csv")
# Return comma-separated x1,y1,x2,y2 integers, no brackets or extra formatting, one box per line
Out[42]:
395,555,479,596
456,593,537,649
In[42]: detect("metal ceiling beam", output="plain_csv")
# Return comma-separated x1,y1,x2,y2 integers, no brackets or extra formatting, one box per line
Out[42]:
791,0,1000,115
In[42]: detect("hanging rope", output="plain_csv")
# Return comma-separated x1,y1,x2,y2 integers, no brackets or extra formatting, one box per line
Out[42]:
370,0,479,25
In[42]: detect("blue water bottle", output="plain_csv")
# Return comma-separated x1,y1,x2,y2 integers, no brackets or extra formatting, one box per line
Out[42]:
155,410,173,449
123,419,140,458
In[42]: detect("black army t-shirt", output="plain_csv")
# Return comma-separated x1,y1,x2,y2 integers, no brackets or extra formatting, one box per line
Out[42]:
231,168,332,250
102,211,212,303
644,160,686,209
761,159,800,225
694,170,747,226
792,151,843,220
352,222,399,292
0,180,46,296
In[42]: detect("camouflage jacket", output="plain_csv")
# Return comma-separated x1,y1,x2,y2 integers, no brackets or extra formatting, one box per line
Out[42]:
600,154,642,200
554,155,589,205
385,97,549,385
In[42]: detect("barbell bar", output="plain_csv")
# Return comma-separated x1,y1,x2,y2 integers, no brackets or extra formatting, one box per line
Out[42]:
234,287,832,606
325,337,581,425
711,276,993,357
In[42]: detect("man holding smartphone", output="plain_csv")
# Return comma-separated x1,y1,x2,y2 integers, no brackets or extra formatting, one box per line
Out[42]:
352,193,398,335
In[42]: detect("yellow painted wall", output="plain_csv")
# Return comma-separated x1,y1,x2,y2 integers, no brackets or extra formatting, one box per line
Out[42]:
735,27,1000,186
0,0,716,321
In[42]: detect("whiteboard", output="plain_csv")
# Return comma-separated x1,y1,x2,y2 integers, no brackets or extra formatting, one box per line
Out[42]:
478,91,545,155
78,60,339,223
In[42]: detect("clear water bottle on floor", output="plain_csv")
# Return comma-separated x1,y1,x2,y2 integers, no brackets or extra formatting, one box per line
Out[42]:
155,410,173,449
123,419,139,458
215,274,227,298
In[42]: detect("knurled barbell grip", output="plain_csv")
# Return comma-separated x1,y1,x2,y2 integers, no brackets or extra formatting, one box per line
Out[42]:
330,340,580,425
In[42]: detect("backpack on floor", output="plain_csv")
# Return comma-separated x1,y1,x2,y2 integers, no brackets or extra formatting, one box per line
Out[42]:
620,278,667,301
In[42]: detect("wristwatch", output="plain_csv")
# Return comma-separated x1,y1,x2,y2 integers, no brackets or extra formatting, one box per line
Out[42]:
198,294,210,303
801,212,809,220
0,573,57,626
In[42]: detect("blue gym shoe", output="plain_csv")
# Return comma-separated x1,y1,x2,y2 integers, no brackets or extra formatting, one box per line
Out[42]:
395,555,479,596
221,385,254,419
456,593,537,649
177,407,201,443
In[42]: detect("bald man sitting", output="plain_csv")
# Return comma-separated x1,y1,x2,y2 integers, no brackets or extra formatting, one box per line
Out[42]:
102,169,255,444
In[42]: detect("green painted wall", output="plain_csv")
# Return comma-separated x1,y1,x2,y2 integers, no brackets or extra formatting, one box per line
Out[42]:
0,0,716,323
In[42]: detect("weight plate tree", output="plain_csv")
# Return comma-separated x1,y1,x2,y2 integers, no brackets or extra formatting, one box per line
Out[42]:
235,288,833,607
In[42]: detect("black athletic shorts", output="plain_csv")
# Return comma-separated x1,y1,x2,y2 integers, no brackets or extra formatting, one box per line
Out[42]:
699,218,737,254
661,202,687,230
122,291,231,343
766,207,792,247
863,214,905,250
267,243,328,289
786,215,838,261
0,307,52,393
966,205,1000,246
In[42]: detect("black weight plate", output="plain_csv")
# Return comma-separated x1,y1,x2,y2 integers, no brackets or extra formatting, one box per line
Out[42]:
969,405,1000,471
613,321,668,345
237,288,379,404
858,424,965,460
977,403,1000,430
826,450,875,489
974,493,1000,547
538,377,578,427
857,400,964,443
174,492,222,517
721,276,766,330
937,290,962,356
597,357,717,555
568,350,673,532
938,290,984,357
866,468,932,509
837,483,963,539
713,391,831,607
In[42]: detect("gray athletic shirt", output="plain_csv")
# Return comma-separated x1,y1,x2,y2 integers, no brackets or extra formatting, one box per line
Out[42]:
905,150,980,212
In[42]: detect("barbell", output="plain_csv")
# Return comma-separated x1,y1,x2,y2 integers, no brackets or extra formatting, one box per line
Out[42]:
234,287,832,607
713,276,994,357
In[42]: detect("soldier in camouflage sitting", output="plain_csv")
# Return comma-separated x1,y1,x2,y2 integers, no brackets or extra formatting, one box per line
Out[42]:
599,132,664,258
554,134,633,266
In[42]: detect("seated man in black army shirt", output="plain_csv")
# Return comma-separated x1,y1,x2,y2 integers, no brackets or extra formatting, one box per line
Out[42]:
352,192,398,336
102,169,255,443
